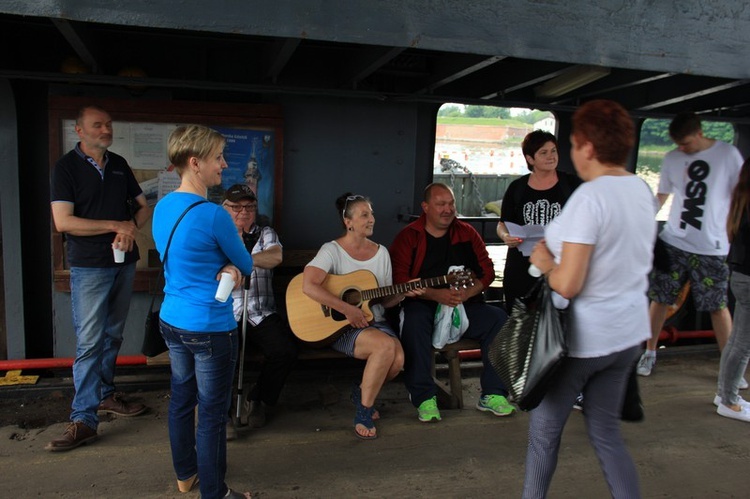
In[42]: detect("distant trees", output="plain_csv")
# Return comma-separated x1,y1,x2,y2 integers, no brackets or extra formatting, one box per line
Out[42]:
514,110,552,125
437,105,736,146
438,104,463,118
437,104,546,122
640,119,735,147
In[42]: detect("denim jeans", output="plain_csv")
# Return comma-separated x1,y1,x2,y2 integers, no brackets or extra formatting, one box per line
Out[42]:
160,320,238,499
70,263,136,429
400,299,508,407
718,271,750,406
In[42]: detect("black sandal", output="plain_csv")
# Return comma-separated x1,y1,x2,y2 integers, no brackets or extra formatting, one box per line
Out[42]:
350,384,380,420
354,403,377,440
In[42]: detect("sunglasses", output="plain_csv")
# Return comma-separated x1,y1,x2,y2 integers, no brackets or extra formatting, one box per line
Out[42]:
225,203,257,213
342,194,366,220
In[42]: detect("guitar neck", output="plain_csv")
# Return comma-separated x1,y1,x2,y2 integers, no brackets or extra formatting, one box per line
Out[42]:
361,275,450,301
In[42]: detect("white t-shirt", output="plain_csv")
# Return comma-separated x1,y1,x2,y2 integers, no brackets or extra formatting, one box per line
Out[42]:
658,140,743,256
307,241,392,322
545,175,658,358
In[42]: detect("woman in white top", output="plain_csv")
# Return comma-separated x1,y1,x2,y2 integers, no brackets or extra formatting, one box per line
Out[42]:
303,193,423,439
525,100,657,498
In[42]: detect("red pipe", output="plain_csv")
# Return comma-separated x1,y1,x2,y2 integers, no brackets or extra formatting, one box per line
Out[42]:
459,349,482,361
0,355,148,371
1,328,716,370
658,327,715,344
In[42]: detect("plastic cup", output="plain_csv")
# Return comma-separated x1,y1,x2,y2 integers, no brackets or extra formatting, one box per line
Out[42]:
112,243,125,263
215,272,235,302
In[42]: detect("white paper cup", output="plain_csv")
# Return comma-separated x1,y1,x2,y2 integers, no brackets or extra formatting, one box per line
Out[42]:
215,272,235,302
112,243,125,263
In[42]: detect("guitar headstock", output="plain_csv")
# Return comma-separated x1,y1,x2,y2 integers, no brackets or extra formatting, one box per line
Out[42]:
447,269,474,289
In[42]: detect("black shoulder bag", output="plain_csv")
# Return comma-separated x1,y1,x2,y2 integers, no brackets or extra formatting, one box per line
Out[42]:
488,277,568,411
141,200,208,357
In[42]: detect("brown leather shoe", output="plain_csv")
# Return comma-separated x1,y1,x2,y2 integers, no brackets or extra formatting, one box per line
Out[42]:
98,393,148,417
45,421,97,452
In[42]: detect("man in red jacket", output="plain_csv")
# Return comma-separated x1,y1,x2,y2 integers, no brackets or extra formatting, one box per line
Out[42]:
390,183,512,422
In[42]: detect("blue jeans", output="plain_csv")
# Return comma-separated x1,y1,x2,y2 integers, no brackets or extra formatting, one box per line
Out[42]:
400,299,508,407
160,320,238,499
70,263,136,429
718,271,750,406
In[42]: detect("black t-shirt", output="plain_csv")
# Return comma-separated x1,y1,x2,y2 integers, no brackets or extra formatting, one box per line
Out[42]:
421,232,452,281
420,231,482,301
500,172,580,305
50,148,143,267
501,172,580,227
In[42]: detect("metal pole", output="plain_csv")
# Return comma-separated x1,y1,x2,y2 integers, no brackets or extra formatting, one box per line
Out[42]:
235,274,251,422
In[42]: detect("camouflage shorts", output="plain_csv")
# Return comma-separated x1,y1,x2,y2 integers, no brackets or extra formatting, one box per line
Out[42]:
648,241,728,311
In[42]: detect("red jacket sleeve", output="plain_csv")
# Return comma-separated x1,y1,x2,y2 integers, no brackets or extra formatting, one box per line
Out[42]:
389,228,417,284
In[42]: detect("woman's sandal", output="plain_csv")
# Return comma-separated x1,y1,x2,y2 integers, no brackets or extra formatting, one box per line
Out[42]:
177,474,199,493
354,402,377,440
350,383,380,420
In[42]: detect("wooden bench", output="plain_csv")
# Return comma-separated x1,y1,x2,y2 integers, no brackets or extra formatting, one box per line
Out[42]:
276,250,483,409
432,338,481,409
148,249,484,410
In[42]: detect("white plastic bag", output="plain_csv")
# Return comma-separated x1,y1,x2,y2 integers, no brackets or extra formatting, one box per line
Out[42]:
432,302,469,348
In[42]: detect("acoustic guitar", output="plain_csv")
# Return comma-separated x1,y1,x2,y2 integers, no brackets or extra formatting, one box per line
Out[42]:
285,269,473,346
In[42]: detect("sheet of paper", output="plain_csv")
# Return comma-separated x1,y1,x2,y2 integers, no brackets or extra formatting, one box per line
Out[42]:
504,221,545,257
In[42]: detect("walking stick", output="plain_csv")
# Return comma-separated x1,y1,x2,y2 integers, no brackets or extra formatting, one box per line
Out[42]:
235,274,251,422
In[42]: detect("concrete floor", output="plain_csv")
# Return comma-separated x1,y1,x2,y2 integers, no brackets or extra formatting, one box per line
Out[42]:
1,347,748,498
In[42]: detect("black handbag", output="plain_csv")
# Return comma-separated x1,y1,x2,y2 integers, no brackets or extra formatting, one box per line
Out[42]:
488,277,568,411
621,360,644,422
141,200,207,357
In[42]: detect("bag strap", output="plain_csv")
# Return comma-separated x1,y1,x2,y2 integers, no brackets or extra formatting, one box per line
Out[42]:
150,199,208,308
163,199,209,266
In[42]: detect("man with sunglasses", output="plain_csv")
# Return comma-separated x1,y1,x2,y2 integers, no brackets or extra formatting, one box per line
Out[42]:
222,184,297,437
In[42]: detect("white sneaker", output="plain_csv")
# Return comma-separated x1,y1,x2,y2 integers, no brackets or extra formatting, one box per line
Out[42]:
740,377,749,390
713,394,750,409
636,352,656,377
717,403,750,423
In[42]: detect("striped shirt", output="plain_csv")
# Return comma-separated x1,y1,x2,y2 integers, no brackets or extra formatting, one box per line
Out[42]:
231,224,282,325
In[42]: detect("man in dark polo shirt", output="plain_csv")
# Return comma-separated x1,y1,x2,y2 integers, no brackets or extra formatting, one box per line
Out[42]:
46,105,152,452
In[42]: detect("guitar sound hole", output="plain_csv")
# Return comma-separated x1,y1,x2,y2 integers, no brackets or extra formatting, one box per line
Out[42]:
331,288,362,322
341,288,362,306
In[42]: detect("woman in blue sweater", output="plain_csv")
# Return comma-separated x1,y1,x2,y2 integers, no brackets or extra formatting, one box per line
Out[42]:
153,125,253,499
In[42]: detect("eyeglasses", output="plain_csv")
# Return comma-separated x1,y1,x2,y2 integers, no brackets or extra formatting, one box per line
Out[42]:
342,194,365,219
225,203,257,213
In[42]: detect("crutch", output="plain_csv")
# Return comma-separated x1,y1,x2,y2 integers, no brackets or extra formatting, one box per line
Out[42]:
235,274,251,424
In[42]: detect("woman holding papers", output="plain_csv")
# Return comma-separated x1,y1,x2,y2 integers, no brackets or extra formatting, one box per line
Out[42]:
496,130,581,312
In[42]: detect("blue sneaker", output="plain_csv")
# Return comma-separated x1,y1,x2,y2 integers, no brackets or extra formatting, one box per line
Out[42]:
476,394,516,417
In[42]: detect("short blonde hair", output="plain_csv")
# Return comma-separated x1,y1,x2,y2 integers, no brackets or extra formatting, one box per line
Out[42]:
168,125,225,173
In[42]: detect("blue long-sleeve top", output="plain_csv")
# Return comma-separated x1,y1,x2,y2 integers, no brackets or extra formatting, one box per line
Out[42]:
153,192,253,332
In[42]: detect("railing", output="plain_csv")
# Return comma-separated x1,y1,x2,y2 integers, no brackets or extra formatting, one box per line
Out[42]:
434,173,520,216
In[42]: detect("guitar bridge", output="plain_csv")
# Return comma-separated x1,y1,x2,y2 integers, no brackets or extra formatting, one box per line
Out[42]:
321,305,332,318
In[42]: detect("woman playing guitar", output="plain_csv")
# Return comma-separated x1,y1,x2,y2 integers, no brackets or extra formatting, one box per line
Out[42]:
302,193,424,440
